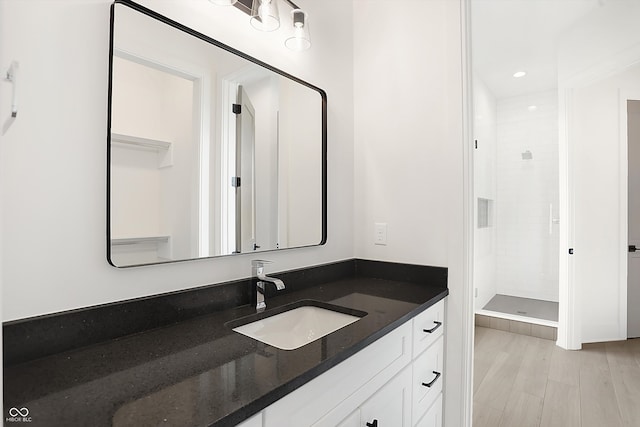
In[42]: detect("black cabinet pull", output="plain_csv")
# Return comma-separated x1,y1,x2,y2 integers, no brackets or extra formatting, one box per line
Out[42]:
366,421,378,427
422,371,441,388
423,321,442,334
630,245,637,253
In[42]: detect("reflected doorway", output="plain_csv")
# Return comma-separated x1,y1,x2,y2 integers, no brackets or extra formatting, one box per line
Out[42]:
627,99,640,338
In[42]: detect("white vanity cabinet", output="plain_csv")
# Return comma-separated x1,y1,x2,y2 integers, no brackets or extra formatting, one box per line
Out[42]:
252,298,445,427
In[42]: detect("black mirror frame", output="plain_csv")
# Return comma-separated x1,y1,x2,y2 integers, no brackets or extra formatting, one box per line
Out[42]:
107,0,327,267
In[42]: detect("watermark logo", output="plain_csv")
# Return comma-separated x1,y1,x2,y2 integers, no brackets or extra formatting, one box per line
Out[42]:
9,409,28,417
6,407,32,423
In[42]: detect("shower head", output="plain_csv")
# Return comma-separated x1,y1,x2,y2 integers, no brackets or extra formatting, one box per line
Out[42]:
521,150,533,160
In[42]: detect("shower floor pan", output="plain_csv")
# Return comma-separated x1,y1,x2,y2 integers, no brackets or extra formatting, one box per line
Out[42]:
482,294,558,322
476,295,558,340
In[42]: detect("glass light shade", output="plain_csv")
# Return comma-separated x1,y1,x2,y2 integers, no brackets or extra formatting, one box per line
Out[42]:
209,0,238,5
250,0,280,32
284,9,311,51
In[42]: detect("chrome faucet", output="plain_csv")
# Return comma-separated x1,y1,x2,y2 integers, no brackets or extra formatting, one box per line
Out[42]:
252,260,285,311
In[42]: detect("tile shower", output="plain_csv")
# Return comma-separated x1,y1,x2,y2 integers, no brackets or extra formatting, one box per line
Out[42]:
474,83,560,330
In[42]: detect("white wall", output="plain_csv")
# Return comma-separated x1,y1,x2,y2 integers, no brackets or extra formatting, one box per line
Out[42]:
0,0,354,321
473,75,497,310
495,91,559,302
354,0,458,266
353,1,466,425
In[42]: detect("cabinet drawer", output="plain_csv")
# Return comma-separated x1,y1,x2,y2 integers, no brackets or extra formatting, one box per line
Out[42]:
414,393,442,427
412,300,444,358
412,335,443,423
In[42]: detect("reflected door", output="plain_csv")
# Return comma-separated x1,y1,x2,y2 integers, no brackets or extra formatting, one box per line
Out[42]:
628,100,640,338
235,85,257,253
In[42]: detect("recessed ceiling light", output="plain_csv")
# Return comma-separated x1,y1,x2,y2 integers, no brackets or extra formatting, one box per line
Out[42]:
513,71,527,78
528,105,538,112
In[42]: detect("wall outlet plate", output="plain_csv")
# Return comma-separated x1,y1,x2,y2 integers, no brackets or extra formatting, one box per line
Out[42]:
374,223,387,245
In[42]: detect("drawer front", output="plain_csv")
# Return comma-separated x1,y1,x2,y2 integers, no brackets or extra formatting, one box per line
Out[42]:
412,300,445,358
412,335,443,423
414,393,442,427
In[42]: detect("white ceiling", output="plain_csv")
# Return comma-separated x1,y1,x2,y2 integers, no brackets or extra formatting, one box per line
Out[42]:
471,0,602,99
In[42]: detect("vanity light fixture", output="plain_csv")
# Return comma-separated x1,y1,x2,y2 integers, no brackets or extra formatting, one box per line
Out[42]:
284,9,311,51
211,0,311,50
513,71,527,78
250,0,280,32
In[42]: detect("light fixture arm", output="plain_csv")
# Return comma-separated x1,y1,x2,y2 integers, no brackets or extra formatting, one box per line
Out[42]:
283,0,300,9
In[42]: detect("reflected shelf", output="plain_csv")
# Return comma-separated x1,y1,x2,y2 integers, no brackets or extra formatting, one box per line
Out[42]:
111,235,171,246
111,133,173,168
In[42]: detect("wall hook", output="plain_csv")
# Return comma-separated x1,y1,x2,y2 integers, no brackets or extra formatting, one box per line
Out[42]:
5,61,18,118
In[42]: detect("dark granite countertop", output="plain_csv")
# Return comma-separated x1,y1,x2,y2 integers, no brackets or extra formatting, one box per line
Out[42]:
4,273,447,426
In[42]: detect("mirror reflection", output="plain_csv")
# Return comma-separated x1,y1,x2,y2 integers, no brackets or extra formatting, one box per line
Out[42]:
108,1,326,267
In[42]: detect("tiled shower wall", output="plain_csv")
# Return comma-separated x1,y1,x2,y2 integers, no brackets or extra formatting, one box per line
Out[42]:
473,76,498,311
495,91,559,302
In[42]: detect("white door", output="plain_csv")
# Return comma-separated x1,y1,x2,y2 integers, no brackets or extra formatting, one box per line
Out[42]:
628,99,640,338
235,85,257,253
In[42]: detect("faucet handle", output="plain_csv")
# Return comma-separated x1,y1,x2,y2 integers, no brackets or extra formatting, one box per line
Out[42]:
252,259,273,267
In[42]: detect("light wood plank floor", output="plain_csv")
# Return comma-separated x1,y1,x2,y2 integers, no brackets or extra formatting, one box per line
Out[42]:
473,326,640,427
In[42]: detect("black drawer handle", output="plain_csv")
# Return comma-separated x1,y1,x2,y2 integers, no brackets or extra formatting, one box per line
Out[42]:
366,420,378,427
422,371,441,388
423,321,442,334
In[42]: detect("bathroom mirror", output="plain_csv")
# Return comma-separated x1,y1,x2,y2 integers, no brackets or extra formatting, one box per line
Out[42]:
107,0,326,267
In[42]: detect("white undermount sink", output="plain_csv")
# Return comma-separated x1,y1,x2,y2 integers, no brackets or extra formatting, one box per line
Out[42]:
232,304,364,350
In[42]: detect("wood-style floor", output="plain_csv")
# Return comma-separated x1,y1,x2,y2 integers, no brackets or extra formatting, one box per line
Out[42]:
473,326,640,427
